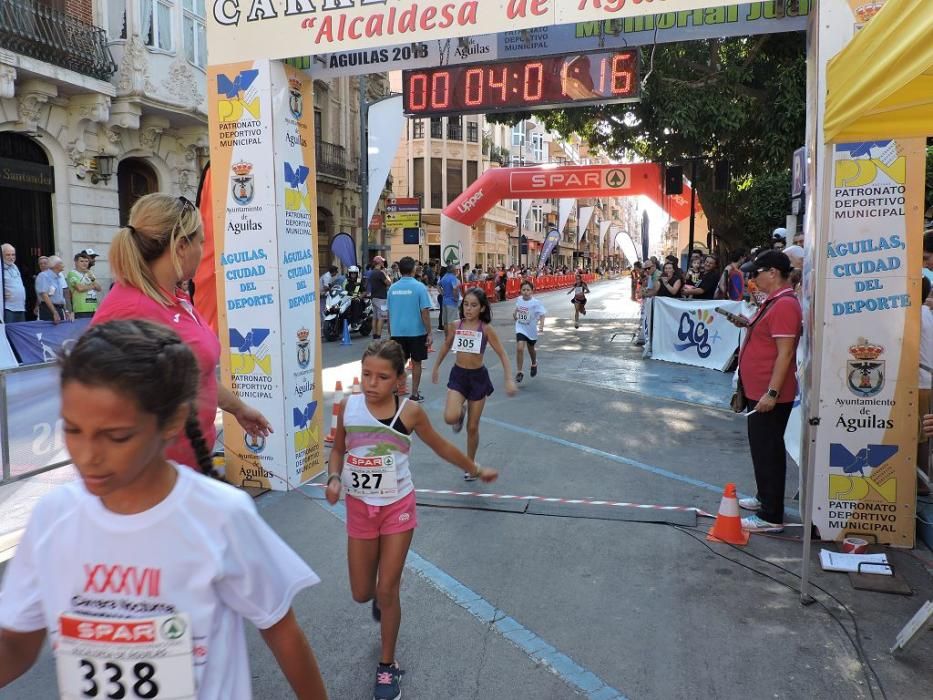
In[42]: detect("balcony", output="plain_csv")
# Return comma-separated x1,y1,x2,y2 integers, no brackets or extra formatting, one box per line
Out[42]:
315,141,347,182
0,0,116,81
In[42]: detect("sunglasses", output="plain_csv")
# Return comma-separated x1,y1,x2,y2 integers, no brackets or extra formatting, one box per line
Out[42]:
171,196,197,240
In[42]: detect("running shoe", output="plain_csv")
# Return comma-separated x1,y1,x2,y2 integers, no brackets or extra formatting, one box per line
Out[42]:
373,662,404,700
575,323,579,329
738,497,761,511
530,364,538,378
452,404,466,433
515,372,524,383
463,471,478,482
371,599,381,623
740,515,784,533
410,392,424,402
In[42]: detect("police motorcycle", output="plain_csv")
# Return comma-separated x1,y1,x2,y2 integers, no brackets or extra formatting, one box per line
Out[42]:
322,266,373,341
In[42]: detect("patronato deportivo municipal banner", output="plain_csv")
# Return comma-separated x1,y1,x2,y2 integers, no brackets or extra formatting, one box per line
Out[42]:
206,0,750,64
649,298,748,372
207,60,324,491
306,2,808,79
810,138,925,546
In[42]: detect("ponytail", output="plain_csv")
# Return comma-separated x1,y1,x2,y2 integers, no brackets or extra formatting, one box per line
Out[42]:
185,406,216,477
109,226,172,305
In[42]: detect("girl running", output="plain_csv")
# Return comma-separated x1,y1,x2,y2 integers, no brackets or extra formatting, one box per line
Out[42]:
432,287,517,479
568,271,591,328
325,340,497,700
513,280,546,383
0,320,326,698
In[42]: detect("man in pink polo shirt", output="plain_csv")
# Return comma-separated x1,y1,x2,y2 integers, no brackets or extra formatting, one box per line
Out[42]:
732,250,802,533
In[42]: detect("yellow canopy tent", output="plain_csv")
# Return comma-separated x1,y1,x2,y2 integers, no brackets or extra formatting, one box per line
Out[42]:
824,0,933,142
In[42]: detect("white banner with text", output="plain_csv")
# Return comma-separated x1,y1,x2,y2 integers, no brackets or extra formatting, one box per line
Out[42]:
650,298,749,372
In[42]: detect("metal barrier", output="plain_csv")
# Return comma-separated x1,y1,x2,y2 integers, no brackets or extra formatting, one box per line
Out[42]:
0,362,70,486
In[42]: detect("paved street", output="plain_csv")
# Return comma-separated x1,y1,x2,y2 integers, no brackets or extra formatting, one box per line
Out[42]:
2,278,932,699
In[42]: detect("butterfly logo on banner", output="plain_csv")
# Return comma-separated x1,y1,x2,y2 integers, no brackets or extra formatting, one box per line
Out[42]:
229,328,272,375
216,69,261,122
284,162,313,212
293,401,319,452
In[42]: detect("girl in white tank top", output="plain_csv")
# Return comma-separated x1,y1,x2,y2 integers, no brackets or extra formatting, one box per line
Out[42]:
324,340,499,699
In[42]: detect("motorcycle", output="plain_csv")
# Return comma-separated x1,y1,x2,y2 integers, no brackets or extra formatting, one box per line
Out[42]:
322,286,373,341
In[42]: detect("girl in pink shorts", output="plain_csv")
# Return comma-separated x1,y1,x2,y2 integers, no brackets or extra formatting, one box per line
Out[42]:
325,339,498,700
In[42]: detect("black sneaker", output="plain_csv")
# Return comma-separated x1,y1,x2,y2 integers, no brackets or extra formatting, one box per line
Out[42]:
530,364,538,378
515,372,524,383
410,392,424,402
371,599,381,623
373,662,404,700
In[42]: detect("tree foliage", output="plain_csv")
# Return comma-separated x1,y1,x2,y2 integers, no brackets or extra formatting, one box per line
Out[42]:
492,34,808,250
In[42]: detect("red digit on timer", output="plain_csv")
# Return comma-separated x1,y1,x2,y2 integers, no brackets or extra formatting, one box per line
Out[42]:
465,68,483,106
524,62,544,101
431,71,450,109
409,73,428,111
488,66,508,102
611,54,632,95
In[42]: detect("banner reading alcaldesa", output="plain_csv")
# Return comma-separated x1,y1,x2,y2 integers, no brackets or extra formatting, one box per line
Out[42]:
810,138,925,546
538,228,561,271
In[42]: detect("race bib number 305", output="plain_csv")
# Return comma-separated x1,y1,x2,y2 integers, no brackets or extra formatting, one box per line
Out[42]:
454,329,482,354
56,612,196,699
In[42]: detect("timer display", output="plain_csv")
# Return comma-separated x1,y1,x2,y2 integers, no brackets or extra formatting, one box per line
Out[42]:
403,50,640,117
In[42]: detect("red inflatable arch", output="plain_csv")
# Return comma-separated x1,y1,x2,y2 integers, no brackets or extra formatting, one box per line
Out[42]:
441,163,694,266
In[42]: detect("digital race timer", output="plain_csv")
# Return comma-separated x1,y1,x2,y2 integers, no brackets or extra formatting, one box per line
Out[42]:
402,50,640,117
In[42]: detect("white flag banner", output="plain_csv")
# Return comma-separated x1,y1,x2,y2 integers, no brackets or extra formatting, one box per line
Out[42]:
367,96,406,228
577,206,594,243
615,230,639,265
599,220,612,248
650,299,751,372
558,199,574,235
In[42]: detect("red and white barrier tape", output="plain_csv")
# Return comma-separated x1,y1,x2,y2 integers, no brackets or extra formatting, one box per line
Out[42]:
304,483,713,517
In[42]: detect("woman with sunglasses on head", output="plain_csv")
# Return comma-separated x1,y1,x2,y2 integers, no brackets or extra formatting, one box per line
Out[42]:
93,194,272,469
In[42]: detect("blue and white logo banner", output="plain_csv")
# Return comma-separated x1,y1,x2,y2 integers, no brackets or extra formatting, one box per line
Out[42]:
4,319,91,366
649,299,748,372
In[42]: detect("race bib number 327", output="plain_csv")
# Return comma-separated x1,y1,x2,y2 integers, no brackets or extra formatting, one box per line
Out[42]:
56,612,196,699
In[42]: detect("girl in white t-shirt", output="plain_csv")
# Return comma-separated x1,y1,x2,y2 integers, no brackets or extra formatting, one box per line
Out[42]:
0,320,327,699
512,280,546,383
325,339,497,700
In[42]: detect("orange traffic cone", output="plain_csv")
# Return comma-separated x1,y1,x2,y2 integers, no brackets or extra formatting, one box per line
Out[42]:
324,381,344,445
351,376,361,395
706,483,750,545
397,360,410,396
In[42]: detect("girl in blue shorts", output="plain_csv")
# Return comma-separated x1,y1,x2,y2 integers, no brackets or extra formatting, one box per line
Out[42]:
326,340,497,700
432,287,516,480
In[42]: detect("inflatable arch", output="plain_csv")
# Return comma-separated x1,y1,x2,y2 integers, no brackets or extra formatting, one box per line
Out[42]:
441,163,694,267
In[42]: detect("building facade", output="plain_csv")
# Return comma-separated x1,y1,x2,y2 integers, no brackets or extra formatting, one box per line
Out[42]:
1,0,371,313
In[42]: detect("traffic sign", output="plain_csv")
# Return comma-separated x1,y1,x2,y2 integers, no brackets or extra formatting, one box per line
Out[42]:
386,197,421,228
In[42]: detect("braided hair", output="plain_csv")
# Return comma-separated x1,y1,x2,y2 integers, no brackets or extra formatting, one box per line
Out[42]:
59,319,215,476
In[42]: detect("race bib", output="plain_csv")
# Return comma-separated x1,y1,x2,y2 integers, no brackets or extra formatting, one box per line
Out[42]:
344,453,398,497
454,329,483,354
85,291,98,301
56,612,196,700
516,307,530,324
573,286,584,297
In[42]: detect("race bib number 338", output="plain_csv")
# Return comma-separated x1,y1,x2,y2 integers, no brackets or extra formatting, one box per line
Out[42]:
56,612,196,699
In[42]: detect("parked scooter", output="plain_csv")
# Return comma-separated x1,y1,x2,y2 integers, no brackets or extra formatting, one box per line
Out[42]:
322,284,373,341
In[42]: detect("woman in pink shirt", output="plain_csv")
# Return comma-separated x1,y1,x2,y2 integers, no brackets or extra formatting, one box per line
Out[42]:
93,194,271,468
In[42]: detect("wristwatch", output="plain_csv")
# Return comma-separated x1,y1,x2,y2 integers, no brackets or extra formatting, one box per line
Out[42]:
766,388,779,399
